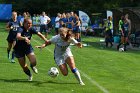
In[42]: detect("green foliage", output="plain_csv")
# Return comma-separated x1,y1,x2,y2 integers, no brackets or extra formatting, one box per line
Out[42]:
0,0,139,15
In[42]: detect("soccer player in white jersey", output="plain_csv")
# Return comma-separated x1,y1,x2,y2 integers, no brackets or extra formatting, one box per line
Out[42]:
36,27,85,85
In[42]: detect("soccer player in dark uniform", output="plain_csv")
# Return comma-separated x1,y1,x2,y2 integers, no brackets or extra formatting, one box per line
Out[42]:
73,13,81,42
66,13,73,30
6,11,20,63
117,17,129,51
14,18,47,81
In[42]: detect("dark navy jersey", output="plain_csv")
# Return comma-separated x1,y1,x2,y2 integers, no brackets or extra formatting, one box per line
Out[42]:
14,27,38,58
8,18,20,33
66,16,74,29
123,23,129,32
16,27,38,47
7,19,20,42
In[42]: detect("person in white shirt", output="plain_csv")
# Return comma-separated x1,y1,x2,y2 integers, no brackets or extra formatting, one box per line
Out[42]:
36,27,85,85
39,12,51,37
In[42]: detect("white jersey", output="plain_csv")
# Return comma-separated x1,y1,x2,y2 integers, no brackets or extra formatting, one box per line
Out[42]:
39,15,50,25
50,34,78,66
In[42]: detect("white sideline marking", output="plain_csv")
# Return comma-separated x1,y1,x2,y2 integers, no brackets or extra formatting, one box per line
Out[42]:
80,70,109,93
32,38,109,93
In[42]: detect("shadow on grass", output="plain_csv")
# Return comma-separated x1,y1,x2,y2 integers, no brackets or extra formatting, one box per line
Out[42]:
0,78,39,83
0,78,78,86
33,80,77,87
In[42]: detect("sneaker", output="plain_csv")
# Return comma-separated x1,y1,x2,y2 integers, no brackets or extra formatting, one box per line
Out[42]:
28,76,33,81
79,82,85,86
31,66,38,74
11,59,15,63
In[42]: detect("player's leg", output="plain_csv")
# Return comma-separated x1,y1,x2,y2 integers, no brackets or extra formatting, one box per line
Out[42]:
59,63,68,76
27,52,38,74
7,42,12,59
66,56,85,85
117,36,123,50
18,57,32,81
45,25,48,38
76,27,81,42
11,41,16,63
124,37,128,51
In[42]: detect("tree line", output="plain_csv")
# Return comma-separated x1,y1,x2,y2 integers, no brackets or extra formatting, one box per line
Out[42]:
0,0,139,16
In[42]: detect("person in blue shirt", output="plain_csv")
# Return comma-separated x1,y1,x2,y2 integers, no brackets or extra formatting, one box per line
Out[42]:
66,13,73,30
59,13,67,28
6,11,20,63
14,18,47,81
73,12,81,42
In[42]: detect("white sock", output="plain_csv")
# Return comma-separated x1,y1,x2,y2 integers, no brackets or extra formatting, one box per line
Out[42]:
74,70,83,83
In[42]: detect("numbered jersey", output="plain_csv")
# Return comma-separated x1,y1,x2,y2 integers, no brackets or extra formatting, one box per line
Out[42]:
7,19,20,42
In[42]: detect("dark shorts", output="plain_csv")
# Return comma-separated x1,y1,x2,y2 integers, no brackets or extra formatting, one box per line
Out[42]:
122,31,128,37
105,30,112,37
14,45,34,58
40,24,48,33
73,26,80,33
55,28,59,34
7,34,17,43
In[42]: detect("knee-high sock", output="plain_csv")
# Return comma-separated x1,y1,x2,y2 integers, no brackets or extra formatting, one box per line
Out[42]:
12,51,15,60
7,49,10,58
24,69,32,77
72,68,83,83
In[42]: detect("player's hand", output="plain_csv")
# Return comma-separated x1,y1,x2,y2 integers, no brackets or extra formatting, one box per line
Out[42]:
77,42,83,48
35,46,42,48
10,26,13,29
35,44,46,49
25,37,30,44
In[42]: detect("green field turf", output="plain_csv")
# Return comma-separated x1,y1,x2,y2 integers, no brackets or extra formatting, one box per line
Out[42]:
0,22,140,93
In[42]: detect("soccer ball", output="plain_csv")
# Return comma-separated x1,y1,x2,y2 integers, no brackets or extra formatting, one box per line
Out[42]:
119,47,124,52
48,67,59,78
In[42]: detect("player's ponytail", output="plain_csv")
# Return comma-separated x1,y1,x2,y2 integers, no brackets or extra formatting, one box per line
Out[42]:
65,29,73,42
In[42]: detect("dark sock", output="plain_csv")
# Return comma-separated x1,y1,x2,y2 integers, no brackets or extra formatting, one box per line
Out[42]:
24,69,32,77
124,44,127,51
77,38,81,42
117,43,121,50
12,51,15,60
7,49,10,59
7,49,10,55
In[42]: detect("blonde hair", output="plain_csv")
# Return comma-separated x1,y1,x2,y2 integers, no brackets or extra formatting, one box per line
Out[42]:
59,27,74,42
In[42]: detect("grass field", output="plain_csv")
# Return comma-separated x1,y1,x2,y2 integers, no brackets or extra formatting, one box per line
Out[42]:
0,22,140,93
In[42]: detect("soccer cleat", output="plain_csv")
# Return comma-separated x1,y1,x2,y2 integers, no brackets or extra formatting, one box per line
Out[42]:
79,82,85,86
11,59,15,63
31,66,38,74
28,76,33,81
